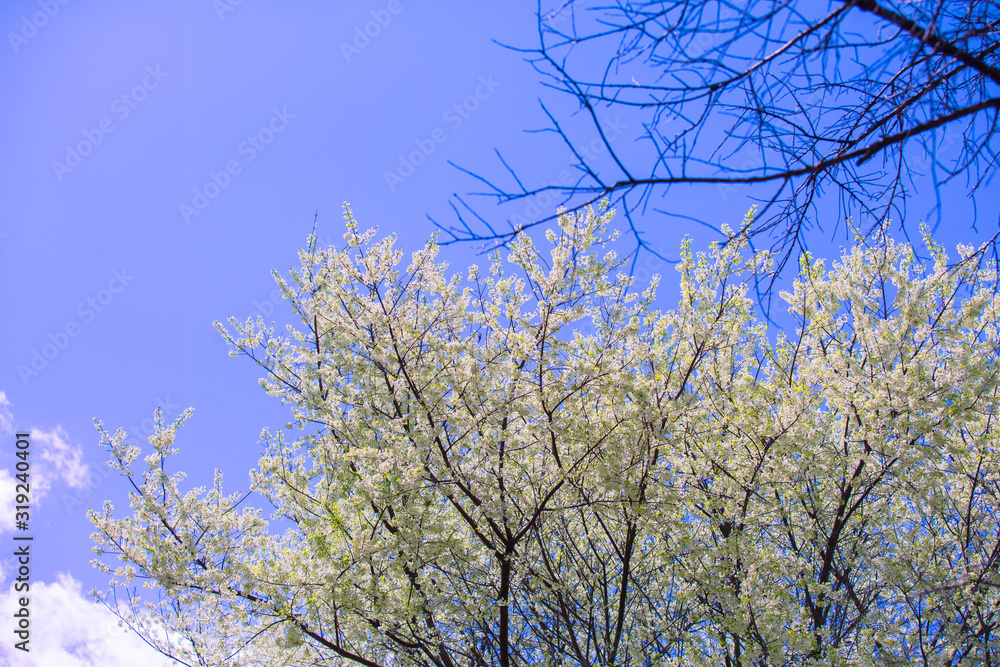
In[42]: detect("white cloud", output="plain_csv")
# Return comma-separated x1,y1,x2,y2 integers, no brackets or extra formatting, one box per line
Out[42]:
0,396,176,664
32,425,90,493
0,392,13,435
0,470,15,533
0,572,178,666
0,389,95,536
0,425,93,525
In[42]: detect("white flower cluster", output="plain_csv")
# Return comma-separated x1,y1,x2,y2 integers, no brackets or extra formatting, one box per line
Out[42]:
90,205,999,666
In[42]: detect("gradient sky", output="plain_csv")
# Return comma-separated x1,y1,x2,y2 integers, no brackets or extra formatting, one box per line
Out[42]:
1,2,996,664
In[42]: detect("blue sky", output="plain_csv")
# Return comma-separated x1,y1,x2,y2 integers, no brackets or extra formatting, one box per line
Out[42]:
0,1,996,664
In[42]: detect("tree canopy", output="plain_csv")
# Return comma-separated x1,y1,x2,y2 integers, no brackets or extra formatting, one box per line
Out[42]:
92,206,1000,666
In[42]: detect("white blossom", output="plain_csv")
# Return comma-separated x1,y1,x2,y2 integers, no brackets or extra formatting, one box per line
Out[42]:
91,205,1000,666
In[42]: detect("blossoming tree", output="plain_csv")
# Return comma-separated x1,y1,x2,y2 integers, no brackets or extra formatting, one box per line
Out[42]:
91,205,1000,666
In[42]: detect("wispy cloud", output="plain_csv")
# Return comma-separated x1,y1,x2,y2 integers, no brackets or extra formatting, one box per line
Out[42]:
0,391,92,527
0,391,13,435
32,425,90,493
0,425,91,519
0,471,15,533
